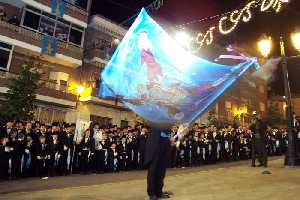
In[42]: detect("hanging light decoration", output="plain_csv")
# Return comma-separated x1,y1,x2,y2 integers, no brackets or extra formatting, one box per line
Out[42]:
195,26,216,49
261,0,282,13
219,1,256,35
191,0,285,49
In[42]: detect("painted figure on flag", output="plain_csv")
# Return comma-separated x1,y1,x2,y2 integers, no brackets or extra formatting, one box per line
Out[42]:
99,8,259,124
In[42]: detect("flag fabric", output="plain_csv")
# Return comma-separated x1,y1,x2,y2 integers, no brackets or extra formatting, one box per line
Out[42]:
51,0,57,15
51,0,65,17
41,35,57,56
59,0,65,17
41,35,49,54
99,8,259,125
50,37,58,56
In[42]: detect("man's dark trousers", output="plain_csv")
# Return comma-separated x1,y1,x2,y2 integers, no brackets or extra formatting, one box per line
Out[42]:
144,127,170,197
252,137,267,166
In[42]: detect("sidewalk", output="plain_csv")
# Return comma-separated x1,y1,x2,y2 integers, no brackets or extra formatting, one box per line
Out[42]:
1,157,299,200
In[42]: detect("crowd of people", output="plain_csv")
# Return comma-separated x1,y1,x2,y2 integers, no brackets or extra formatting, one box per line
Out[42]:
0,120,293,180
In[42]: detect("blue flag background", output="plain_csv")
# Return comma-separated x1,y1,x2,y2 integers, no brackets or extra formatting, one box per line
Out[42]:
99,9,259,125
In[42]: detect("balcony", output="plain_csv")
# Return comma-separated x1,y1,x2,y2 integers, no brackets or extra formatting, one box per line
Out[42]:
84,41,115,66
0,20,83,62
88,88,128,110
35,0,89,22
0,71,77,103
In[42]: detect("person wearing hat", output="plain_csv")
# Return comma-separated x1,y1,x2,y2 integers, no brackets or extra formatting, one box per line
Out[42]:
35,135,51,177
250,111,268,167
8,128,24,179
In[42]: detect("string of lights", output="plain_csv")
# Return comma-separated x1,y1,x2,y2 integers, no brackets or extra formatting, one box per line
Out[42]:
191,0,285,49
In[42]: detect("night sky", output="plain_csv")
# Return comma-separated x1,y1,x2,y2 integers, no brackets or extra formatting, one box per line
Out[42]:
91,0,300,95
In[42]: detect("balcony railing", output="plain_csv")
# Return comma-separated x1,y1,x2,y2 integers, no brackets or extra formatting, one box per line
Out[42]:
0,71,77,102
0,20,83,60
35,0,88,22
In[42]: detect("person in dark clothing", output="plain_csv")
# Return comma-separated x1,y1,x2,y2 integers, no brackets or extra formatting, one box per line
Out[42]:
107,143,119,172
137,128,148,169
144,123,188,200
1,121,13,139
59,125,74,175
35,135,51,177
250,113,268,167
0,137,10,180
144,125,171,200
94,129,107,173
117,137,128,171
48,134,60,176
185,134,193,167
79,129,95,173
170,125,178,168
23,135,34,177
8,129,24,179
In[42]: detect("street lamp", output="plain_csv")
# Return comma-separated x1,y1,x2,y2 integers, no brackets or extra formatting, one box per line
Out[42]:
257,36,272,58
175,31,192,48
76,85,85,96
70,84,86,174
291,31,300,52
258,33,299,166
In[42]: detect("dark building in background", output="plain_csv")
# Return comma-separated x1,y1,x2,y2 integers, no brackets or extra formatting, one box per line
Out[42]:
0,0,92,123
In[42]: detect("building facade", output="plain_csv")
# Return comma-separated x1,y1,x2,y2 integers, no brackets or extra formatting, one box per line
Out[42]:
0,0,267,127
197,73,268,126
0,0,91,124
80,14,135,127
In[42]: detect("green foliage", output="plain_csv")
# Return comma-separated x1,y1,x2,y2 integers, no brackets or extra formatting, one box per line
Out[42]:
267,101,284,127
1,61,41,121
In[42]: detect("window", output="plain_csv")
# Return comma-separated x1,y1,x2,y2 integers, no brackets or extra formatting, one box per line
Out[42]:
69,28,83,45
22,6,85,46
35,107,66,123
39,16,55,36
99,45,107,59
56,18,71,42
64,0,88,10
90,115,112,128
121,120,129,128
225,101,232,109
0,42,13,71
23,10,40,30
59,80,68,92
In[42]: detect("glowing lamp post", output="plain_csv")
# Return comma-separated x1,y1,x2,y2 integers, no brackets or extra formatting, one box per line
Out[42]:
175,31,192,49
291,31,300,52
258,36,272,58
76,85,85,96
258,32,300,166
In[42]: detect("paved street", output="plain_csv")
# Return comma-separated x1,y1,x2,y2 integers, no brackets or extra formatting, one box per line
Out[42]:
0,157,300,200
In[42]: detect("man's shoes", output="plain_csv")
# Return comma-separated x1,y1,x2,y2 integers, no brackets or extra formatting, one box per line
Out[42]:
149,195,158,200
164,191,174,196
157,192,171,198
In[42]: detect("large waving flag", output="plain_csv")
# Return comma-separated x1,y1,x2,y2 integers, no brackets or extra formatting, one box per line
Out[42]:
99,9,259,125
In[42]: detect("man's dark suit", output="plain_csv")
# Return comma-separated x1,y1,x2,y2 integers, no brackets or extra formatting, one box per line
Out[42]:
250,119,268,167
144,127,170,198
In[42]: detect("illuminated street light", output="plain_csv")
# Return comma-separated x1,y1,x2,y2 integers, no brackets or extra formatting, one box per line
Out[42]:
175,31,192,48
76,85,85,96
257,32,300,166
257,36,272,58
113,38,120,45
291,31,300,52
